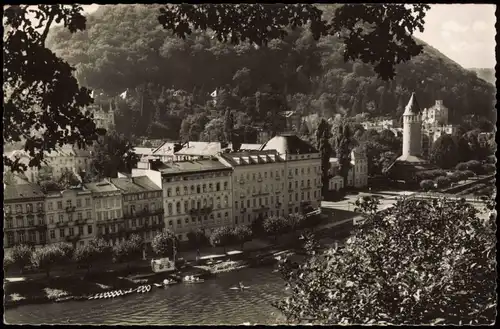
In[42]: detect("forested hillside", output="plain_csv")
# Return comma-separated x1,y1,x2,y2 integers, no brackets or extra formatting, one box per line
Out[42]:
47,4,496,142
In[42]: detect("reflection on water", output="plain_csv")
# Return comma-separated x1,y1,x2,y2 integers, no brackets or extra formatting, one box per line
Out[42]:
5,267,286,325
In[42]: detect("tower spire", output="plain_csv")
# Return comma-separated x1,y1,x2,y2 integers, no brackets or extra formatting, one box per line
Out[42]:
403,92,421,116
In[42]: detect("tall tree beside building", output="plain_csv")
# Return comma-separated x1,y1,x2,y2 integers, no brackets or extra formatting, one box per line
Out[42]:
430,134,459,169
316,119,332,197
90,132,139,178
333,117,354,187
152,230,179,259
224,108,234,144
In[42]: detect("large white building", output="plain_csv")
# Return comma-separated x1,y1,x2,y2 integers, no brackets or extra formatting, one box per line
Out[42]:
45,186,94,247
132,159,234,241
84,180,124,246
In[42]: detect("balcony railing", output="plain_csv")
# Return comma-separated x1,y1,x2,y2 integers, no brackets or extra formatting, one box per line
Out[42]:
123,208,164,219
66,206,76,213
252,191,270,197
65,234,80,242
253,206,270,213
240,208,246,214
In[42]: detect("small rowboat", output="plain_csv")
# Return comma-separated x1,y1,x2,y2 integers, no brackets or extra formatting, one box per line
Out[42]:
230,286,250,290
184,279,205,284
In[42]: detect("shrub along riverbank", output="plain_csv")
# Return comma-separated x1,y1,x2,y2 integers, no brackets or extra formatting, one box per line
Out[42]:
4,212,325,308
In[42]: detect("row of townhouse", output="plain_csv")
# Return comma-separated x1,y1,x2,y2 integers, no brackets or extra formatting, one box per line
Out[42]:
4,134,368,250
3,176,162,252
133,134,324,241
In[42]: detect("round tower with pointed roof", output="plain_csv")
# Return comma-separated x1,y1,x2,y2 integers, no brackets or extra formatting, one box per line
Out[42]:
401,92,423,160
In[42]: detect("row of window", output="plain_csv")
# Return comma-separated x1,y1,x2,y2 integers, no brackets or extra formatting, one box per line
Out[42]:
167,212,230,227
47,198,91,211
49,225,93,240
5,231,45,246
164,171,230,183
128,216,162,228
123,192,161,201
5,203,44,214
236,167,320,183
166,197,229,216
124,203,158,216
5,217,44,229
94,197,121,209
48,211,92,224
166,182,228,197
96,209,122,221
234,190,318,210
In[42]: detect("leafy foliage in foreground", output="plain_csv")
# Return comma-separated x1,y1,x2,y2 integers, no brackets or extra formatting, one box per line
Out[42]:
274,198,496,324
3,5,103,173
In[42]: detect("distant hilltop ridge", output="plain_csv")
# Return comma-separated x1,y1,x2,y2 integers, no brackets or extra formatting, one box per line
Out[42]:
469,68,495,86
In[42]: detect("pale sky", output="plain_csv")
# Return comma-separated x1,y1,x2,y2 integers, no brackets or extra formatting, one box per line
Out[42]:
82,4,498,69
414,4,496,69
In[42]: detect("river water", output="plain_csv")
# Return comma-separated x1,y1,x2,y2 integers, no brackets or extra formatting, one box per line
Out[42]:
5,266,287,325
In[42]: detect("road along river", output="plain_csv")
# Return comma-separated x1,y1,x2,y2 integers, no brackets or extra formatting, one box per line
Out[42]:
5,266,287,325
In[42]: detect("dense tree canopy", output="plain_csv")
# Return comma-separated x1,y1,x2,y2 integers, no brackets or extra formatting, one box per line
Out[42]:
44,4,496,145
90,132,139,179
275,198,496,324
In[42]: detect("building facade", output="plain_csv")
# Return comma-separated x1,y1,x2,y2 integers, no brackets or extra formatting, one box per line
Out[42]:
361,119,397,132
329,148,369,190
45,187,93,247
422,100,449,126
133,160,233,241
4,183,47,251
84,180,123,246
218,150,287,226
111,176,164,250
259,134,322,214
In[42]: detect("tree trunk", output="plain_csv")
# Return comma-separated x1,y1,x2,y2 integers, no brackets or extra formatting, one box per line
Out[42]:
46,268,50,278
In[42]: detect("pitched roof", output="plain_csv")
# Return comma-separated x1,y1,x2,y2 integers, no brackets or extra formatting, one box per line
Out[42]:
260,134,318,154
133,147,156,156
175,142,225,156
152,142,177,155
403,92,421,116
4,183,45,201
154,159,231,176
110,176,160,194
132,176,161,190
